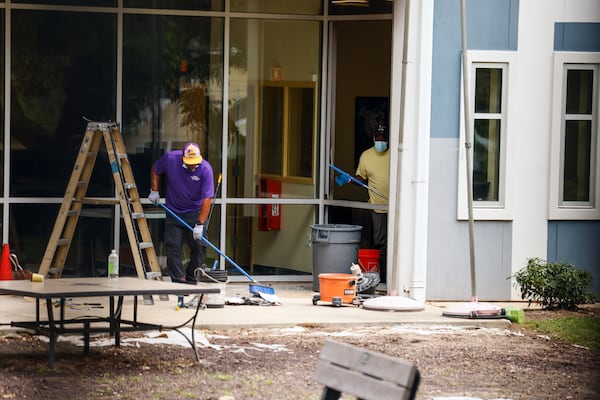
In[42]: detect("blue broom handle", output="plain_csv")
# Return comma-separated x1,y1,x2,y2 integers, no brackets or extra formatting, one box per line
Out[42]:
329,163,388,200
159,203,257,283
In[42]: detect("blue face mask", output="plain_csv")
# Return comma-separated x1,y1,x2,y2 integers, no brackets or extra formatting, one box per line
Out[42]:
374,141,388,153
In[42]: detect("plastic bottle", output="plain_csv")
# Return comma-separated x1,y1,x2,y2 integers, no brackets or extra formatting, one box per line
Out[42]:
108,249,119,280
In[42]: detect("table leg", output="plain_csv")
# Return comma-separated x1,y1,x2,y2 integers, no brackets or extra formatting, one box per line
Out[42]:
60,297,66,331
84,321,90,354
35,298,40,328
45,299,57,369
190,295,203,361
114,296,123,347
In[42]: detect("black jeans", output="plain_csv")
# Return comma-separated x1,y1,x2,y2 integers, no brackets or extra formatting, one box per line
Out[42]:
372,211,387,283
164,211,206,284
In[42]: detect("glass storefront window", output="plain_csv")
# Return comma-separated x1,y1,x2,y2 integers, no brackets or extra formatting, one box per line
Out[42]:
225,204,314,276
124,0,223,11
0,9,4,196
122,14,224,193
231,0,322,15
11,10,117,197
122,14,224,278
228,18,321,199
328,0,392,15
14,0,116,6
9,204,113,277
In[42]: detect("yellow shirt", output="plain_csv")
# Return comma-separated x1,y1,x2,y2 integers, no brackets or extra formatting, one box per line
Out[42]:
355,147,390,210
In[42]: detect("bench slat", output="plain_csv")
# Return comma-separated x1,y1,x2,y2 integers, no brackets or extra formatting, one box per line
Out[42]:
313,340,420,400
318,340,419,386
315,361,414,400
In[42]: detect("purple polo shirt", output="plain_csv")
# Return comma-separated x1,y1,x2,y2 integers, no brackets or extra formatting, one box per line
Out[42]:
153,150,214,214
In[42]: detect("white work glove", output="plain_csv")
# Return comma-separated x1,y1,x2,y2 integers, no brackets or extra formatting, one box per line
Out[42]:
148,190,160,205
193,224,204,241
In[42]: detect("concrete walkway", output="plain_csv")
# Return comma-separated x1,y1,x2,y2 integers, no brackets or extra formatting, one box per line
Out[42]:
0,282,517,332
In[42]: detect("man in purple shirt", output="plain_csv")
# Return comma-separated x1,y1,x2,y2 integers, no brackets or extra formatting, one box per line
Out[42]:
148,143,214,284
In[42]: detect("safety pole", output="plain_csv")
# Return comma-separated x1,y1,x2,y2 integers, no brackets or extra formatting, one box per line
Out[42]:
460,0,477,300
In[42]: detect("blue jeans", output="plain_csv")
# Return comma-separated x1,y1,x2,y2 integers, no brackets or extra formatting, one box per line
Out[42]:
164,211,206,284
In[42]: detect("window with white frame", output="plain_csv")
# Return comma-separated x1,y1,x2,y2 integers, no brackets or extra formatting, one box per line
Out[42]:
560,65,597,206
549,53,600,220
473,65,506,202
457,52,516,221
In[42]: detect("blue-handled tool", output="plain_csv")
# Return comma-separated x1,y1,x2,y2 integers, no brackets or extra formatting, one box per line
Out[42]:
329,163,388,200
159,203,275,296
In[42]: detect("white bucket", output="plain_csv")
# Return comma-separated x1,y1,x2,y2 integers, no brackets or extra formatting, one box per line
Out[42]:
196,269,228,308
196,281,227,308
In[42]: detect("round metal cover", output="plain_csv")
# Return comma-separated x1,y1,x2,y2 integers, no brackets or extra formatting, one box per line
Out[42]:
362,295,425,311
442,301,504,319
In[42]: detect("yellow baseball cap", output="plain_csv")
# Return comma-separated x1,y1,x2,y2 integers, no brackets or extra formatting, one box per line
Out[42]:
182,142,203,165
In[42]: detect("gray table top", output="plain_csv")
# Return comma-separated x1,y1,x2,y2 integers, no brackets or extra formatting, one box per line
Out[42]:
0,277,219,299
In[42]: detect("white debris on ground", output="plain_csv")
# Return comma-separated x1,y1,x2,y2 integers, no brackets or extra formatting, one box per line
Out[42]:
34,324,517,351
35,328,214,349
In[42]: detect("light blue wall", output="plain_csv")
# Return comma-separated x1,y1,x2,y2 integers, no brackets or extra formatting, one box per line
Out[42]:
550,23,600,299
426,0,518,300
554,23,600,52
548,222,600,298
427,139,512,301
430,0,519,139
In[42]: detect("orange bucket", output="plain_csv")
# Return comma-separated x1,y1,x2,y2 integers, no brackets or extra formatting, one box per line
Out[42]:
358,249,380,272
318,273,357,304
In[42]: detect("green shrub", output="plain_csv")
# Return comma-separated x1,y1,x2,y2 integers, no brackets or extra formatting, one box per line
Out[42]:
510,258,595,310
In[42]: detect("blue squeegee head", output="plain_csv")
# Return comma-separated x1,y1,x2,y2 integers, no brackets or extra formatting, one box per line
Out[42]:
249,284,275,295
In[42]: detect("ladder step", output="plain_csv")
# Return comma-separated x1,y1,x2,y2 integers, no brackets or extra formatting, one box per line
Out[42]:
79,197,120,205
139,242,154,250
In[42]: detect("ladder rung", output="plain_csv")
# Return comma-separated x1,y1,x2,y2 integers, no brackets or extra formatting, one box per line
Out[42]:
80,197,120,205
57,239,70,246
139,242,154,250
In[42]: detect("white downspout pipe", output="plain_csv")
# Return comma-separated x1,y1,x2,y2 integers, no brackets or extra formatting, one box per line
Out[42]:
389,0,433,302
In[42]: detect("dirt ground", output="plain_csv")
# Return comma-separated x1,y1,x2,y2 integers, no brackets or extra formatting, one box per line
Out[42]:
0,305,598,400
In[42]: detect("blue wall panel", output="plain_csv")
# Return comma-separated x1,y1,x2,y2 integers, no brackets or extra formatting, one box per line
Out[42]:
427,139,512,301
431,0,519,139
548,221,600,297
554,23,600,52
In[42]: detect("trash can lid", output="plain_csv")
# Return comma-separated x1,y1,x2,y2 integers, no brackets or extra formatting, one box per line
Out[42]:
311,224,362,231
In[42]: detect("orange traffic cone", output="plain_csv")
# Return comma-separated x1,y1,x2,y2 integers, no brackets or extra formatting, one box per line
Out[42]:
0,243,13,280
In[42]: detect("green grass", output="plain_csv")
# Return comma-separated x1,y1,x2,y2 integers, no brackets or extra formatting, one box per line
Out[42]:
523,316,600,350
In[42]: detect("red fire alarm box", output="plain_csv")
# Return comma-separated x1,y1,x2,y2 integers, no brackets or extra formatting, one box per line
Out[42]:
258,178,281,231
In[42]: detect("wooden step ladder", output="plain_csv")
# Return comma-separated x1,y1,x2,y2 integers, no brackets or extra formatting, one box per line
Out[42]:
38,122,166,302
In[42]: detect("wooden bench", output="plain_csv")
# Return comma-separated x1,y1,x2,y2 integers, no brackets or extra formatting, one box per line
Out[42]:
313,340,420,400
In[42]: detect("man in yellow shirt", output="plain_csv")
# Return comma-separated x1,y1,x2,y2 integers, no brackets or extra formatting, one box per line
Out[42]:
336,124,390,286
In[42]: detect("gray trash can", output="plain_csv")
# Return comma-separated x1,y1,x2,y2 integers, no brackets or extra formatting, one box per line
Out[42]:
311,224,362,292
